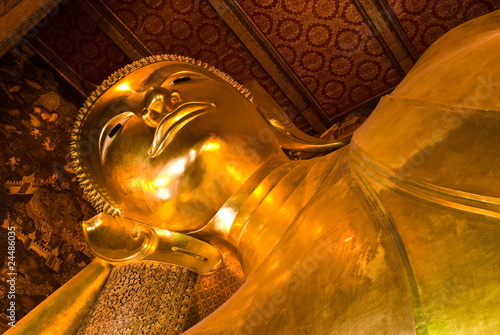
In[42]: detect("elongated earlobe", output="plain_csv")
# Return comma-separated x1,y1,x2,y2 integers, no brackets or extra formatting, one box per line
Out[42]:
268,123,348,153
246,80,347,154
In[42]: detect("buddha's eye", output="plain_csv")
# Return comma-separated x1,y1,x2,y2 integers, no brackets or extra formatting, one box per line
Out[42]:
172,76,192,84
108,123,123,138
106,117,130,138
100,112,134,162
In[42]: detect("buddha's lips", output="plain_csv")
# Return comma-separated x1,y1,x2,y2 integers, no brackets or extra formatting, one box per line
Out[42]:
149,102,215,158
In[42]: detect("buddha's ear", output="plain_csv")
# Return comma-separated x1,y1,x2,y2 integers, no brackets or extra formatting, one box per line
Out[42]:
244,80,347,154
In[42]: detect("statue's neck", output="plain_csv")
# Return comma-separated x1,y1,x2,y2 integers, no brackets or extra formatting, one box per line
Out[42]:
203,149,346,275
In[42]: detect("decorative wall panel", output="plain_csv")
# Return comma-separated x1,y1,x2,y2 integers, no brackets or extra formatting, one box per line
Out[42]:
0,47,93,333
387,0,500,55
238,0,403,118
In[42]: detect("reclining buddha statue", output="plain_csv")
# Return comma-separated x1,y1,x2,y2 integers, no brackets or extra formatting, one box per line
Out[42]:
7,10,500,335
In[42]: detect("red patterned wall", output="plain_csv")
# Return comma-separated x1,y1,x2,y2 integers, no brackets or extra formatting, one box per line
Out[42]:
387,0,500,55
36,2,130,84
239,0,403,119
101,0,312,132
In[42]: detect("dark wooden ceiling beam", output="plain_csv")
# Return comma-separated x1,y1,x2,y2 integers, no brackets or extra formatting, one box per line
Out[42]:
207,0,330,133
0,0,62,58
331,87,393,123
77,0,152,61
28,36,95,97
351,0,417,75
373,0,419,62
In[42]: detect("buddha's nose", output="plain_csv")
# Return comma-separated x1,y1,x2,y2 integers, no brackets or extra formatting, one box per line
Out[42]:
138,87,176,128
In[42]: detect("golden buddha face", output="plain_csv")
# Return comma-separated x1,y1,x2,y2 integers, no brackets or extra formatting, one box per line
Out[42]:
73,58,282,232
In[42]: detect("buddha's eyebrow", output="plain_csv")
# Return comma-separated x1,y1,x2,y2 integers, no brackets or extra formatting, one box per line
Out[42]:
142,68,172,90
104,98,133,114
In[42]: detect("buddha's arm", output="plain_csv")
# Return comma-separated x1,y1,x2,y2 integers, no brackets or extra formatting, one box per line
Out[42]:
5,258,112,335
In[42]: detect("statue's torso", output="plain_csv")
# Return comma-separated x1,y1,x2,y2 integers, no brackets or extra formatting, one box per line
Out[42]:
186,98,500,333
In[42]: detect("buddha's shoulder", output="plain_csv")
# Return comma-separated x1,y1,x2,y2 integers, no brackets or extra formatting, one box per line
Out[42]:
350,10,500,201
390,9,500,111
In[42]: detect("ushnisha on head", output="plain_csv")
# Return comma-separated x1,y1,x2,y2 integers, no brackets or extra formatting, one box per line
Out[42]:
71,55,344,233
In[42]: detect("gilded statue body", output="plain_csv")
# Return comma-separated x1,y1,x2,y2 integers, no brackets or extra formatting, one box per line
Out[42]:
7,11,500,335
